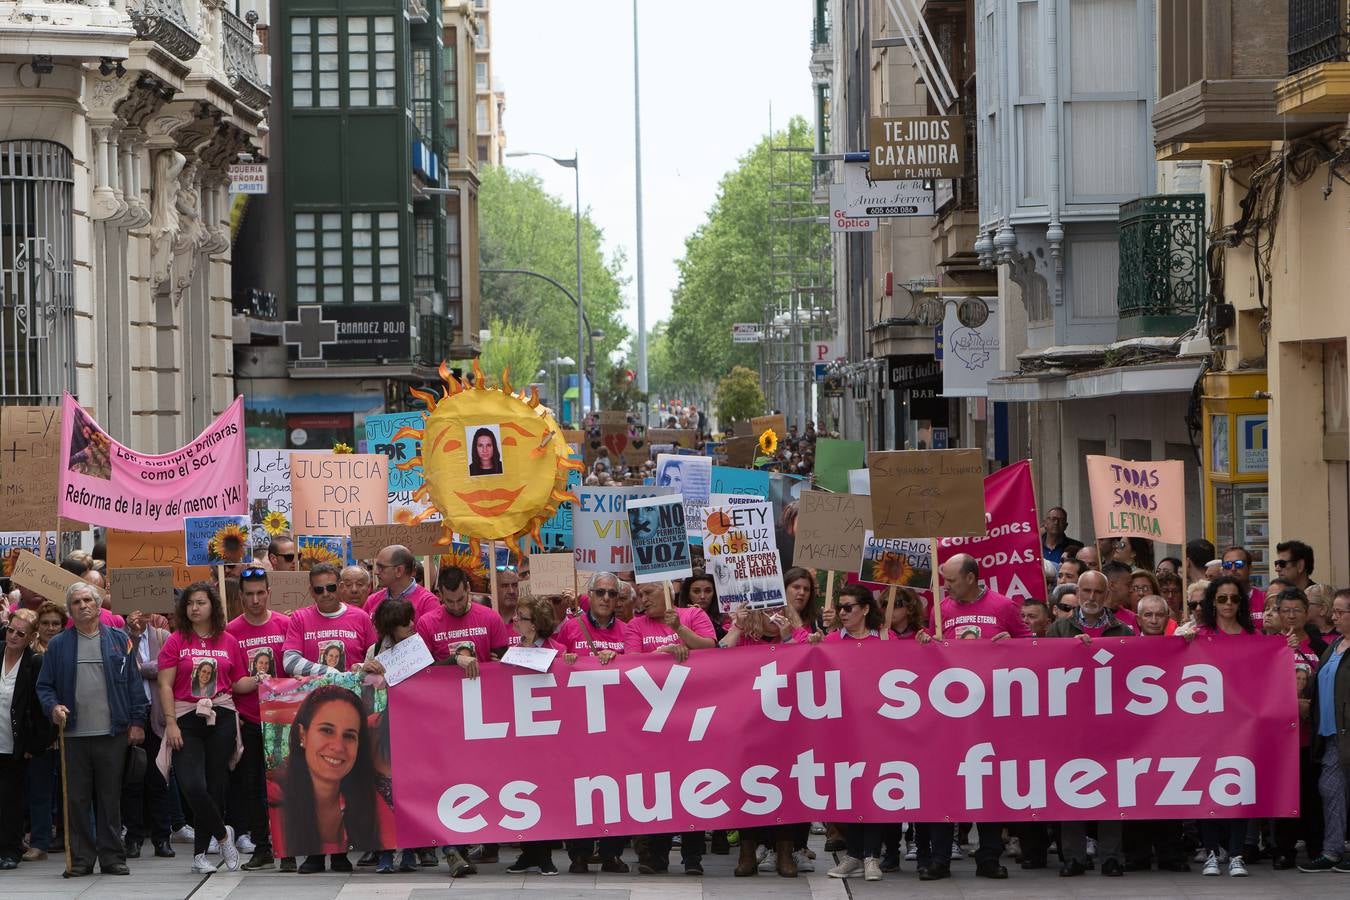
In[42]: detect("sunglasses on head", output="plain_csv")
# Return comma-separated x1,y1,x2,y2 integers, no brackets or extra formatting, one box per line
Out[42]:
272,552,296,562
1220,560,1247,570
311,583,338,594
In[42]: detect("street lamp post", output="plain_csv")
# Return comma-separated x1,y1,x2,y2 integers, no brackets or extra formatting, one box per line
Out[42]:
505,150,584,417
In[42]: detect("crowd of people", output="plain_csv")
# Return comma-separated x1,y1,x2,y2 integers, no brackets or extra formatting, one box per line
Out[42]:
0,516,1346,884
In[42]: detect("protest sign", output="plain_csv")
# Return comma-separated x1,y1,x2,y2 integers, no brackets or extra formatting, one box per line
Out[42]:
750,414,787,441
297,535,352,569
376,634,434,687
793,491,872,572
110,567,174,613
261,674,394,858
621,425,649,468
573,485,671,573
289,453,388,535
501,646,559,672
107,528,211,589
10,550,83,603
267,570,313,613
185,515,253,565
248,450,300,548
350,522,445,558
0,531,57,576
1086,455,1186,544
814,439,865,493
655,453,711,544
58,394,247,531
364,411,436,521
383,638,1295,845
933,460,1045,602
848,468,870,495
526,552,575,596
720,436,758,469
536,461,581,552
867,449,985,539
859,530,932,588
0,406,62,531
595,411,629,464
626,495,693,584
647,428,699,453
701,500,785,611
710,466,770,499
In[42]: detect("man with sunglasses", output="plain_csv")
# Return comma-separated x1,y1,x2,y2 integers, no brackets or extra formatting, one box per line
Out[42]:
365,545,438,620
226,567,290,871
267,536,299,572
1221,546,1265,616
1275,540,1316,592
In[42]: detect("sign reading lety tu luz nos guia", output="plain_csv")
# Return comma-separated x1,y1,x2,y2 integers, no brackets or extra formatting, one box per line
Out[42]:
867,116,966,181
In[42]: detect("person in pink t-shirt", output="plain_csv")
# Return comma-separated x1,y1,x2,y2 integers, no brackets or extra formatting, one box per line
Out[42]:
622,581,716,660
281,564,377,684
157,581,256,873
414,566,511,678
365,546,438,620
558,572,627,665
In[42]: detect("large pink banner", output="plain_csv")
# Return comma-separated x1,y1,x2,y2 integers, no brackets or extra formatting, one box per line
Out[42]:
934,459,1045,602
389,636,1297,845
57,393,247,531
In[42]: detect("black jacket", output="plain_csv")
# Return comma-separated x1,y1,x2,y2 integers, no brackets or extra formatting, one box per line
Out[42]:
6,648,51,757
1311,636,1350,772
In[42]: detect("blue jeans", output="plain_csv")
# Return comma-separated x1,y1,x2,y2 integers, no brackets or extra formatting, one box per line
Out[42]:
25,747,57,851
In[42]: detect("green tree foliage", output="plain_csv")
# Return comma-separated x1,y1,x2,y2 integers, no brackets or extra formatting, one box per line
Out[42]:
663,116,822,386
594,364,646,411
470,317,544,390
478,166,630,384
714,366,766,424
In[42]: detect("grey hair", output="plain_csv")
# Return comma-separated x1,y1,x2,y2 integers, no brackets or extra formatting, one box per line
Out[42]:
341,565,372,586
588,571,620,592
1051,583,1079,602
1136,594,1169,616
64,581,102,612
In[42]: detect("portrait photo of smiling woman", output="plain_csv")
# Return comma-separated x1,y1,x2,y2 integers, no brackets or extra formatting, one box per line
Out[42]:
465,425,504,477
268,684,392,858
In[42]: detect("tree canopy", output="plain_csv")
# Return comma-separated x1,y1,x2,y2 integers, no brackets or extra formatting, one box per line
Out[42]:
714,366,766,424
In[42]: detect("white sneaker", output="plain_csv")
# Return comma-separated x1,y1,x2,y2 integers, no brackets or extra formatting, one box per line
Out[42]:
172,825,195,844
863,857,882,881
1193,847,1209,864
827,855,864,878
236,833,256,854
1007,836,1022,860
950,841,965,860
794,849,814,873
1086,837,1098,858
219,825,240,872
1228,855,1248,877
1202,851,1220,876
192,853,218,874
208,837,219,854
904,844,918,861
758,850,777,872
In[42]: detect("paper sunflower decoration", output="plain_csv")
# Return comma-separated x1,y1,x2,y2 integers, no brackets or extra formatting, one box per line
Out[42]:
438,545,489,586
208,522,250,563
758,428,778,456
391,361,583,559
262,510,290,536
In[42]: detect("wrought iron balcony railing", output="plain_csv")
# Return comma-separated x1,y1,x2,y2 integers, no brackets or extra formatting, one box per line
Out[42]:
222,8,269,110
1289,0,1349,74
1116,194,1206,339
127,0,201,62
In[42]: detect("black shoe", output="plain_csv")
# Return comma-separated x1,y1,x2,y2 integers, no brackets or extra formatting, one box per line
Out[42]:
101,863,130,875
824,837,847,852
279,856,297,872
63,865,93,878
976,860,1009,879
357,850,379,867
1060,859,1086,877
1020,858,1047,870
1158,859,1190,872
710,834,730,855
0,859,16,871
505,854,536,874
684,859,704,876
919,862,951,881
600,857,629,873
1123,859,1148,872
298,855,326,874
880,853,900,872
242,852,275,871
329,853,353,873
417,848,438,867
538,857,559,875
1273,855,1295,870
569,858,589,874
124,840,142,860
1101,859,1124,877
153,841,175,859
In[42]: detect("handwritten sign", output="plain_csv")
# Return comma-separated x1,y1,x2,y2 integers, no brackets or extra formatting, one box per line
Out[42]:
248,449,304,548
110,567,174,613
526,552,576,597
647,428,698,452
289,453,389,535
375,632,434,687
720,436,758,469
0,406,61,531
107,528,211,589
750,414,787,442
1086,455,1186,544
267,570,313,614
573,485,671,573
350,522,446,559
10,550,83,603
866,449,985,539
501,645,558,673
793,491,872,572
364,411,436,520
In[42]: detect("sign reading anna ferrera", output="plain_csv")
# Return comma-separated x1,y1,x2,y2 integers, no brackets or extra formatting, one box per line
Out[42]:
868,116,966,180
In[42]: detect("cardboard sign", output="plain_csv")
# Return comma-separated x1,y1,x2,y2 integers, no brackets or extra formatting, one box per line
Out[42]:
289,453,389,535
350,522,446,559
110,567,174,613
185,515,252,565
10,550,83,603
793,491,872,572
1086,455,1186,544
107,528,212,590
647,428,699,453
750,414,787,442
866,449,986,539
622,425,650,468
267,570,313,613
0,406,61,531
814,439,866,493
525,552,575,597
721,436,758,469
595,411,629,463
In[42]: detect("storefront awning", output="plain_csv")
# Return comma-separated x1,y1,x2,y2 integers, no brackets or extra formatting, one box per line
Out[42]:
988,361,1203,402
563,387,579,400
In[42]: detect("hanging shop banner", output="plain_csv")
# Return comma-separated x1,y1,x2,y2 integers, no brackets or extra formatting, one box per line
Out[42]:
1086,455,1186,545
941,298,1008,397
377,637,1295,846
829,183,877,231
626,495,693,585
573,485,672,573
866,116,966,180
58,394,247,531
364,411,436,521
840,162,934,217
700,500,785,612
932,460,1045,603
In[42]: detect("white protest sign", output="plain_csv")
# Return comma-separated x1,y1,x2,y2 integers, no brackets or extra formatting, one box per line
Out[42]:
375,633,435,687
573,485,672,573
501,646,558,673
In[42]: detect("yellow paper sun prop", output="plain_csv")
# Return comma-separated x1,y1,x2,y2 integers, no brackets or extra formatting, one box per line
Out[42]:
393,361,583,556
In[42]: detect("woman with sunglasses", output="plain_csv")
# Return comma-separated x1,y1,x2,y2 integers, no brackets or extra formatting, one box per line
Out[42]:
0,609,48,869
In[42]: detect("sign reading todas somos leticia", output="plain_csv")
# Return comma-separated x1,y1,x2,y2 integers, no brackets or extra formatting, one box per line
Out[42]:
1085,455,1186,545
370,637,1294,846
58,393,247,531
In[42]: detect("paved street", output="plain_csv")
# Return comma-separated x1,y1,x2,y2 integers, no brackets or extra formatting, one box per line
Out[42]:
0,838,1326,899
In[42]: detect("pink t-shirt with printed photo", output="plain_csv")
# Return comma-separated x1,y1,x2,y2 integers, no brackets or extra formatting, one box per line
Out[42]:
623,606,715,654
158,630,249,704
226,611,290,723
415,601,512,661
555,614,627,655
282,604,376,673
940,589,1032,640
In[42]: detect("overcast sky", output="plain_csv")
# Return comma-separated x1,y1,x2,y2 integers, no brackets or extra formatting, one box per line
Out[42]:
490,0,816,351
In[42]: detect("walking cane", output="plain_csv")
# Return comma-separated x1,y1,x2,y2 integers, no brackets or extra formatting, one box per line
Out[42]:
58,719,73,878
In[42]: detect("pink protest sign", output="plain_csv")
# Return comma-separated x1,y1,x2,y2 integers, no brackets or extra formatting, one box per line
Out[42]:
933,460,1046,602
57,393,247,531
1086,455,1186,544
386,636,1295,845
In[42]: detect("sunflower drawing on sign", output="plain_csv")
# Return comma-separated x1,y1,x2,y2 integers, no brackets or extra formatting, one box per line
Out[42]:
185,515,253,566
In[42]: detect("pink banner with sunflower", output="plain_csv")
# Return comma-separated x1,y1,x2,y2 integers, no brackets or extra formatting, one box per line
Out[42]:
57,393,247,532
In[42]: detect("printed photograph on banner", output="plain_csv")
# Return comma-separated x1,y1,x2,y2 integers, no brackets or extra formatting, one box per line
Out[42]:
184,515,253,566
297,535,352,570
261,674,394,859
626,494,693,584
859,530,932,588
66,405,112,479
700,500,785,612
249,647,277,678
655,453,711,544
190,658,219,698
466,425,505,477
